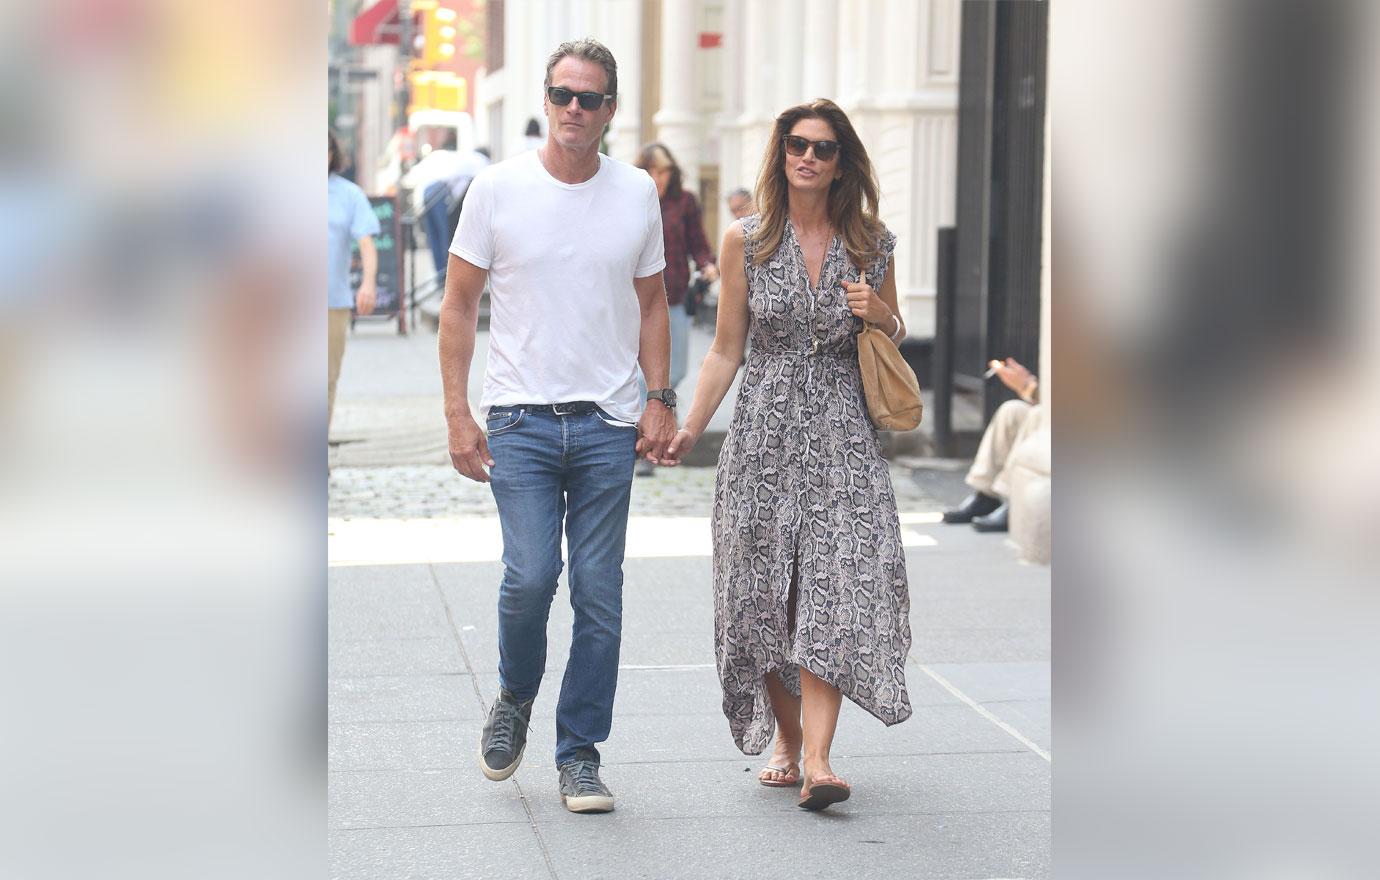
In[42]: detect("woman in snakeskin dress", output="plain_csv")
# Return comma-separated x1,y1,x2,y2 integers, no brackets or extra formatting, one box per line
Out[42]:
665,100,912,811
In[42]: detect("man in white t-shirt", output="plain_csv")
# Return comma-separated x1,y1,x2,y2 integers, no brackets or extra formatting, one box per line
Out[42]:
438,39,677,815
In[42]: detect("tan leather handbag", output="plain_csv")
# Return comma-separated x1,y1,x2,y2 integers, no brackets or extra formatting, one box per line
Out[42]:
856,272,924,431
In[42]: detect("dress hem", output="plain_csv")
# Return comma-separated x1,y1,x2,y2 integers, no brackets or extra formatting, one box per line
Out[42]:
725,653,913,756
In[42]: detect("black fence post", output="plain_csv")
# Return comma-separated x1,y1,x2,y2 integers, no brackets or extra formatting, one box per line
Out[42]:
933,226,957,457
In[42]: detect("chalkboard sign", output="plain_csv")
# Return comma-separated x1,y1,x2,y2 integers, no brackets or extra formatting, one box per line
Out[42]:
350,196,404,326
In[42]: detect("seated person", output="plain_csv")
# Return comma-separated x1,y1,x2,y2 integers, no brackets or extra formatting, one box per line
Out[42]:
943,357,1041,533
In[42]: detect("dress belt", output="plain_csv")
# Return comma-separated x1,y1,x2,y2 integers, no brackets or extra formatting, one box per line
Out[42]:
753,345,852,360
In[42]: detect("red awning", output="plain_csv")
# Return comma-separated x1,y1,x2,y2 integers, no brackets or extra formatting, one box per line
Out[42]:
350,0,401,46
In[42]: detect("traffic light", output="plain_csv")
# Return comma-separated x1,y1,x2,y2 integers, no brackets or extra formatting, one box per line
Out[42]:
408,71,467,114
413,0,456,68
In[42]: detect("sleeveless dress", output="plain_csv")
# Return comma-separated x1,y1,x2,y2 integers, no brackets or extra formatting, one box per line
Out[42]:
712,215,913,755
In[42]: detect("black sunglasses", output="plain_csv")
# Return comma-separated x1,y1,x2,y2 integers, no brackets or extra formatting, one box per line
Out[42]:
546,86,613,111
783,135,841,162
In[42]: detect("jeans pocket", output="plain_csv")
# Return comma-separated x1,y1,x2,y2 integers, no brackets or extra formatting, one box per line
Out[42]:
593,407,637,430
486,408,526,436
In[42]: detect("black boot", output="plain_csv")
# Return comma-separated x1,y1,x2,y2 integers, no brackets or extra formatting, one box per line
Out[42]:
971,503,1009,533
942,492,1001,524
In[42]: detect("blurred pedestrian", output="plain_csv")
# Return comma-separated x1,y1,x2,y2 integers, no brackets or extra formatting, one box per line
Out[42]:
633,143,718,476
523,117,544,151
438,39,675,815
327,130,378,431
666,100,912,811
635,142,719,390
726,186,753,219
942,357,1042,532
444,145,491,245
402,132,465,284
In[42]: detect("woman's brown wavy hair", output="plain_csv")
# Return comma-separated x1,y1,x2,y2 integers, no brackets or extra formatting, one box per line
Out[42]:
633,142,682,199
746,99,884,270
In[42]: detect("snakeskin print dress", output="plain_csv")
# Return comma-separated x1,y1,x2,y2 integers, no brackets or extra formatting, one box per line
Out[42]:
712,216,913,755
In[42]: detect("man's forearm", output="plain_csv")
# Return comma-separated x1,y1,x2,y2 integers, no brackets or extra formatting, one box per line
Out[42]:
637,297,671,388
439,293,478,421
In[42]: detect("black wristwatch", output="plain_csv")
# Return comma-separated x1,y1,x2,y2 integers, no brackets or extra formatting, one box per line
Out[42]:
646,388,677,409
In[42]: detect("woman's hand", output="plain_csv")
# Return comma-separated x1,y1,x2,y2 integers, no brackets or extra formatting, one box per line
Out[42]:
663,427,700,466
842,273,893,326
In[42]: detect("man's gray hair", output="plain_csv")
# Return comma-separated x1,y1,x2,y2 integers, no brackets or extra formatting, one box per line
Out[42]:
728,187,752,201
544,38,618,98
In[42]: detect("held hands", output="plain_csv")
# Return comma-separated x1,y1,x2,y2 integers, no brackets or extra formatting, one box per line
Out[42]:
842,271,890,326
636,400,678,465
448,412,495,483
662,426,700,466
356,280,377,316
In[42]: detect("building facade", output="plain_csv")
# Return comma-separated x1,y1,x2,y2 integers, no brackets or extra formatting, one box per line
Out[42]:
476,0,960,336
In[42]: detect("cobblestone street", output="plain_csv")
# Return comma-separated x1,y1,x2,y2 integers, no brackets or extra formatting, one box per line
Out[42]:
329,460,947,520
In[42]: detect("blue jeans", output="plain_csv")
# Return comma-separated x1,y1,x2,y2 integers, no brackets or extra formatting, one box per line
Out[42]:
421,181,451,278
485,405,637,765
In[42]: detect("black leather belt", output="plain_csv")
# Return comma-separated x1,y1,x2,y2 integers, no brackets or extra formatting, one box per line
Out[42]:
509,401,600,415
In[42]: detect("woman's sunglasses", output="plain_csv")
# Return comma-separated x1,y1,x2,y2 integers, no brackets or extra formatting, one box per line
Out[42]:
783,135,841,162
546,86,614,111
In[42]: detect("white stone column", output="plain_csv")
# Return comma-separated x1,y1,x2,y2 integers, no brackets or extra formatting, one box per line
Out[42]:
835,0,868,107
712,0,744,233
654,0,702,195
837,0,959,339
775,0,804,110
801,0,839,101
737,0,777,197
597,0,643,164
741,0,774,123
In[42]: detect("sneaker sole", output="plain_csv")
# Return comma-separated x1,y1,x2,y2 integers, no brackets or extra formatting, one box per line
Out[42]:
562,793,615,813
479,745,524,782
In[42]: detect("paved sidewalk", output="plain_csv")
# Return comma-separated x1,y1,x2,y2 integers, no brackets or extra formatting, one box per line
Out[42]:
328,325,1051,879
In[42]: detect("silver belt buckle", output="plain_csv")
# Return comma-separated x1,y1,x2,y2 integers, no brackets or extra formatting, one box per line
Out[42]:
552,402,578,416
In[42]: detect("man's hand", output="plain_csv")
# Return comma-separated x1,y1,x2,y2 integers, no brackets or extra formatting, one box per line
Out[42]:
993,357,1035,396
356,280,377,316
636,400,678,465
662,427,698,466
447,411,495,483
700,264,720,284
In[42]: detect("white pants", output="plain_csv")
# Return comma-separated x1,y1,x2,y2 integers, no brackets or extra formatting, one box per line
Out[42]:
966,399,1041,500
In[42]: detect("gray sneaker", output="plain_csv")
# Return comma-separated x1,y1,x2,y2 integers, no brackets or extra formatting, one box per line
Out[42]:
558,749,615,813
479,688,534,781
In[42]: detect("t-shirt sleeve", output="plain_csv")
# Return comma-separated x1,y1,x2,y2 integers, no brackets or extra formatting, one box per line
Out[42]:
350,186,380,239
450,170,493,269
634,178,667,278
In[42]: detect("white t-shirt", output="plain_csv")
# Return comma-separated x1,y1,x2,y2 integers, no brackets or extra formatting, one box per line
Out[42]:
450,150,666,422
